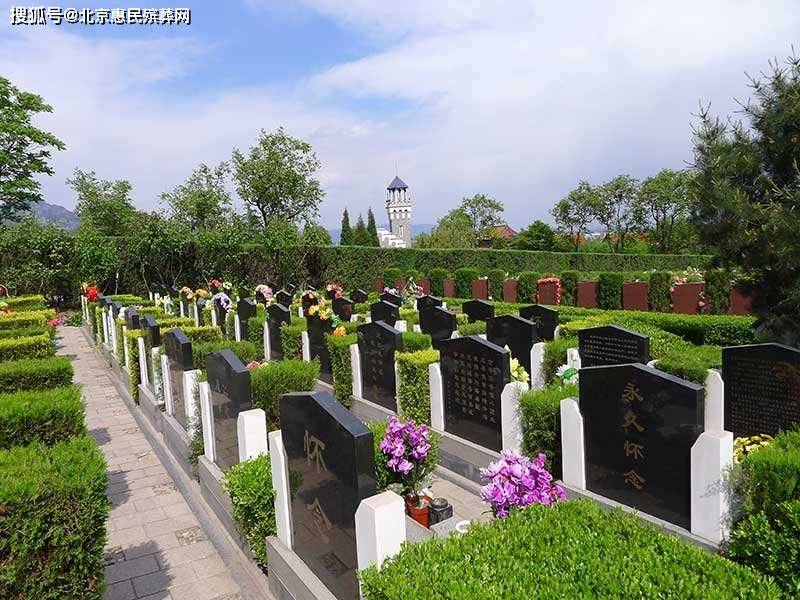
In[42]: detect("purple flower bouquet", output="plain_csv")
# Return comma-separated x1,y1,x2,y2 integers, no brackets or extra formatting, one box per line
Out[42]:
480,450,565,518
379,416,433,507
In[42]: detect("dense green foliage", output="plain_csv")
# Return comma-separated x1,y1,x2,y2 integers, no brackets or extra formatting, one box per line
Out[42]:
454,267,479,298
648,271,672,312
250,359,319,428
597,272,625,310
427,267,449,297
0,356,73,393
401,331,431,352
0,386,84,449
191,340,260,371
705,269,731,314
516,271,540,303
396,348,439,424
327,333,356,406
0,332,53,361
179,325,223,345
560,270,578,306
487,268,505,300
519,383,577,476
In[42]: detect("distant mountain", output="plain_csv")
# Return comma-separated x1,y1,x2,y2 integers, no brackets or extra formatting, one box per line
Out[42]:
327,223,434,244
32,201,80,230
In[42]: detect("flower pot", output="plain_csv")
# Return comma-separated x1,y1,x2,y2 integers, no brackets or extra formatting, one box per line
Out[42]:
671,282,705,314
577,281,598,308
537,279,560,306
622,281,648,311
405,494,432,528
471,279,488,300
372,277,384,294
729,286,752,315
502,279,518,303
418,277,431,295
442,278,456,298
395,277,407,290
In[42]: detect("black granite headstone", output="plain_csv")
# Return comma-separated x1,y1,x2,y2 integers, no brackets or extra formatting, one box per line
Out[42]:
306,315,333,383
111,301,124,320
351,289,368,304
285,283,297,294
98,294,110,307
462,299,494,323
357,321,402,411
267,303,291,360
332,297,354,323
277,289,294,308
722,343,800,437
163,328,194,429
380,291,402,307
125,307,140,330
213,297,228,336
416,295,443,314
578,325,650,367
486,315,537,377
419,306,456,349
369,301,399,328
140,315,161,390
237,299,257,342
301,292,319,314
279,390,376,600
580,363,704,529
519,305,559,340
439,335,510,451
207,350,252,471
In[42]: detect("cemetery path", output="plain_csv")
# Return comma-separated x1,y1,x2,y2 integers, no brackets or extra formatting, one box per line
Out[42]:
59,327,249,600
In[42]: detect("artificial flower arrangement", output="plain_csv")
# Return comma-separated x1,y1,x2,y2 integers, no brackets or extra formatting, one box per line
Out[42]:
536,276,562,306
194,288,210,299
506,348,530,383
179,286,194,300
325,283,343,299
255,284,273,304
673,266,705,284
245,360,262,372
480,450,565,518
379,416,434,509
156,295,175,315
85,284,99,302
212,292,233,313
402,278,424,308
556,363,579,385
209,278,222,292
306,297,345,331
733,434,773,464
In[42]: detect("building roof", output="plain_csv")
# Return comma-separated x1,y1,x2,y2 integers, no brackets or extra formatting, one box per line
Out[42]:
387,175,408,190
490,224,517,238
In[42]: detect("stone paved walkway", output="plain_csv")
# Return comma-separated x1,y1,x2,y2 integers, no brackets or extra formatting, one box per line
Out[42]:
59,328,243,600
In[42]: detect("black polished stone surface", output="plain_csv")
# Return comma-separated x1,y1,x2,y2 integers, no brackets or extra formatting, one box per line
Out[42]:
237,299,257,342
140,314,161,348
111,301,124,320
416,295,443,313
207,350,252,471
277,289,294,308
285,283,297,294
125,307,140,330
580,363,703,529
306,315,333,383
163,328,194,429
369,301,399,327
357,321,402,411
578,325,650,367
486,315,537,376
380,291,402,307
213,299,228,336
722,343,800,437
462,299,494,323
519,305,558,341
98,294,110,307
332,297,354,323
351,289,368,304
419,306,456,349
267,303,292,360
440,335,510,451
279,390,376,600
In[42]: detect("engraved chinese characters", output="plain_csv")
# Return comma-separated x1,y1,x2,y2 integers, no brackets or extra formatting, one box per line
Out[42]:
280,391,376,600
163,328,194,429
267,303,291,360
207,350,252,471
722,343,800,437
519,304,558,341
357,321,402,411
580,363,704,529
439,336,510,451
578,325,650,367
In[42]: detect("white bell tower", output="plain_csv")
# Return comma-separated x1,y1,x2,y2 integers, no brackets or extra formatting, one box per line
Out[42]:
386,175,412,246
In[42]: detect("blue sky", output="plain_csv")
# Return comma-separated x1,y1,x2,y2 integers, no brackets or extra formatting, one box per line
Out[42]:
2,1,799,228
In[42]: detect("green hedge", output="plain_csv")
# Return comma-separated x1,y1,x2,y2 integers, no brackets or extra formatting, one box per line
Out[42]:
0,436,108,599
0,386,85,449
542,338,573,386
401,331,431,352
560,271,578,306
0,332,54,362
454,267,479,298
250,359,320,428
648,271,672,312
396,349,439,424
487,269,505,300
4,294,46,311
327,333,356,407
383,267,402,285
0,356,73,393
597,272,625,310
0,310,52,331
519,383,577,477
360,499,778,599
656,345,722,384
739,429,800,519
517,271,540,304
279,320,306,360
428,267,449,296
192,340,260,371
248,315,266,349
125,329,143,401
0,325,51,340
180,325,224,345
457,321,486,336
705,269,731,314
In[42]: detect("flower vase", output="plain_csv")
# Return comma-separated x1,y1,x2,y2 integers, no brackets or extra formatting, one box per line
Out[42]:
405,493,432,528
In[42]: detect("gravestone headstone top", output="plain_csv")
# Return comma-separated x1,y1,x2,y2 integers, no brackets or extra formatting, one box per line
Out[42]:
163,328,194,429
357,321,402,411
279,390,376,600
486,314,537,376
519,305,559,340
380,291,402,307
140,314,161,348
125,307,140,330
267,303,292,360
285,283,297,294
369,301,399,328
306,315,333,383
111,301,124,320
416,295,443,314
237,298,258,341
580,362,704,529
462,299,494,323
276,289,294,308
722,343,800,438
301,291,319,314
351,289,368,304
163,328,193,370
332,296,354,323
207,349,252,471
419,305,456,349
578,325,650,367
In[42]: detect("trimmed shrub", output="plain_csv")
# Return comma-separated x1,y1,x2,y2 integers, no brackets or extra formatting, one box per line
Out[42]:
155,316,195,329
0,332,54,362
457,321,486,336
0,311,51,331
4,294,46,311
327,333,356,407
0,386,85,449
396,349,439,424
517,271,540,303
519,383,577,476
705,269,731,314
656,345,721,384
487,268,505,300
648,271,672,312
401,331,431,352
192,340,260,371
125,329,143,401
454,267,479,298
427,267,449,297
560,271,578,306
597,272,624,310
383,267,403,285
739,429,800,519
280,320,306,360
250,359,320,428
0,356,73,393
248,315,266,348
0,436,108,600
222,454,276,566
542,338,574,386
359,499,778,599
179,325,224,345
0,325,51,340
399,308,419,326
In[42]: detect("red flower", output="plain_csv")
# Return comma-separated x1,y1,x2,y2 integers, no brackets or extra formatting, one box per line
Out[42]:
86,285,99,302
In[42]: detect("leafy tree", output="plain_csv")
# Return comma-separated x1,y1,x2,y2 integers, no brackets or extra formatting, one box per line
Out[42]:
340,208,353,245
353,214,370,246
161,162,231,233
231,127,324,230
414,208,476,248
0,76,65,223
68,169,137,236
460,193,504,237
550,181,596,250
640,169,694,253
366,207,380,246
512,220,555,251
592,175,644,253
302,223,332,246
691,53,800,339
